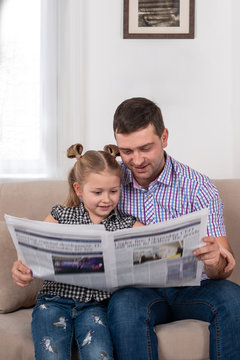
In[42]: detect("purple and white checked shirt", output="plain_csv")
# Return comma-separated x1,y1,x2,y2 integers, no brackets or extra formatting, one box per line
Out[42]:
119,152,226,237
118,152,226,281
119,153,226,280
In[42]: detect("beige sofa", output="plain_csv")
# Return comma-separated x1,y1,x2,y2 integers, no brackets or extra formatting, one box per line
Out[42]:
0,179,239,360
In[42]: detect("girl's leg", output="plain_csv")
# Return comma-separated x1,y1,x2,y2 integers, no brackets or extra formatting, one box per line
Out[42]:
74,301,114,360
31,295,74,360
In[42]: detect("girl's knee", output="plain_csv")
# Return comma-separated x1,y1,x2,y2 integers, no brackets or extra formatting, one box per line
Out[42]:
77,328,114,360
33,335,73,360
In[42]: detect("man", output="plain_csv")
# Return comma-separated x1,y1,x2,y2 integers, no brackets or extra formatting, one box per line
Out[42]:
107,97,240,360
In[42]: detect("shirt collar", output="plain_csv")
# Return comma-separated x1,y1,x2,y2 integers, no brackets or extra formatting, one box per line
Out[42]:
156,152,172,186
121,152,173,189
101,208,122,225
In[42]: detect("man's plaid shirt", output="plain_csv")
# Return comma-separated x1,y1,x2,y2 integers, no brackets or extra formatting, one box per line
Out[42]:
118,152,226,280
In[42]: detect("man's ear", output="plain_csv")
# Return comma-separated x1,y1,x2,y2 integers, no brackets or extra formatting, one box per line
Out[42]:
73,182,82,197
161,128,169,148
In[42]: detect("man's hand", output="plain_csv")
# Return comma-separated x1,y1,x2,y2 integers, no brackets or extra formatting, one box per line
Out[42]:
193,236,221,267
218,245,236,273
193,236,235,279
11,260,33,287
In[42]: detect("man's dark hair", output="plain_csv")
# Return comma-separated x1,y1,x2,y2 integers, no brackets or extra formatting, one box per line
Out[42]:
113,97,165,138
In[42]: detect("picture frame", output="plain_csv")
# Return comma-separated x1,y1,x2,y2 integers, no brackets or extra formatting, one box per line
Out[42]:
124,0,195,39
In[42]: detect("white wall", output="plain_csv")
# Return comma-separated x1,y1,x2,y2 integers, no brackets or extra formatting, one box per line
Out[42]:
60,0,240,179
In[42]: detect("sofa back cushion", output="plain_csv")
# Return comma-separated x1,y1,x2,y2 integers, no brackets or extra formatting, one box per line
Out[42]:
0,180,68,313
0,221,43,313
213,179,240,285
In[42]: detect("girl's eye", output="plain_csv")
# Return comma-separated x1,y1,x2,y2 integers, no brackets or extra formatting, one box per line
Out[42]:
111,190,118,193
93,191,101,195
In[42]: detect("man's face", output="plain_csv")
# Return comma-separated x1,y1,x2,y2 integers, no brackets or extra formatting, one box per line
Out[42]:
115,124,168,189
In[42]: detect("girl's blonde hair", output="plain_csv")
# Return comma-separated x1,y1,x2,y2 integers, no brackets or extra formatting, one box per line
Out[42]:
64,143,121,207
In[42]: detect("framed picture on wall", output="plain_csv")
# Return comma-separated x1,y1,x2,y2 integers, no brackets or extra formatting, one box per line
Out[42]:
124,0,195,39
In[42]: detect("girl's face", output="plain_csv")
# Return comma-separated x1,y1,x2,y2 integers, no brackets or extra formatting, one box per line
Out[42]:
74,170,121,224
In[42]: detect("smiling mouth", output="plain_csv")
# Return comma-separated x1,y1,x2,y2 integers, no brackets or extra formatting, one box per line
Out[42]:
99,206,111,210
134,165,148,172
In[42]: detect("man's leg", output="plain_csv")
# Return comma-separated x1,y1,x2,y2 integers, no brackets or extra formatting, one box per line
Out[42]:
107,287,172,360
167,279,240,360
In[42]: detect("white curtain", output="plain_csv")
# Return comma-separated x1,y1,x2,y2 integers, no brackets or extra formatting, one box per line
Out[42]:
55,0,87,178
0,0,45,179
0,0,86,180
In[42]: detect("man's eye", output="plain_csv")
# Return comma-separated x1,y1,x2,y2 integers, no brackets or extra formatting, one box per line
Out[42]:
142,147,151,152
122,150,131,155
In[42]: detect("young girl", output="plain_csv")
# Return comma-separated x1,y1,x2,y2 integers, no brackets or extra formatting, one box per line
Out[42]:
12,143,143,360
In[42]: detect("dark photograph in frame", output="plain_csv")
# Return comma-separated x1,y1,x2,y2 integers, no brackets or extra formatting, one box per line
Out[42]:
124,0,195,39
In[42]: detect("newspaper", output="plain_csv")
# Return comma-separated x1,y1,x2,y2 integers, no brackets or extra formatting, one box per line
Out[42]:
5,208,208,290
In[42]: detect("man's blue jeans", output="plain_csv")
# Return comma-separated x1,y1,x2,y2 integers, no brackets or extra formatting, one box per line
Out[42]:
107,279,240,360
31,294,114,360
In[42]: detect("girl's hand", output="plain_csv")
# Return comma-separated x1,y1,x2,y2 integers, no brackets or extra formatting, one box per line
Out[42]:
11,259,33,287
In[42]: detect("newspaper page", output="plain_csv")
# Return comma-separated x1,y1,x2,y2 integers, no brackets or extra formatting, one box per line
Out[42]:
5,208,208,290
109,208,208,289
5,216,110,290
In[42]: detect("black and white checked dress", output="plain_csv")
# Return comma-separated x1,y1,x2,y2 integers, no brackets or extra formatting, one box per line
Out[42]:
40,202,136,302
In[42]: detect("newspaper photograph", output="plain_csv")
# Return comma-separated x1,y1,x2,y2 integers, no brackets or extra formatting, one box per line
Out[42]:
5,208,208,290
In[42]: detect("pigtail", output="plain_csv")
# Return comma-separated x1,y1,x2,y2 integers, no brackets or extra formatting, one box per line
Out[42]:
63,168,80,207
104,144,120,158
63,143,84,207
67,143,83,159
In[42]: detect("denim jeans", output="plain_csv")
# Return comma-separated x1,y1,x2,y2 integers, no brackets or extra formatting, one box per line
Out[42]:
31,294,114,360
107,279,240,360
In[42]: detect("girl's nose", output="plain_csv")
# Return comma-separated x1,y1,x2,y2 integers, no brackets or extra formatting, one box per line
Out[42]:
102,193,110,203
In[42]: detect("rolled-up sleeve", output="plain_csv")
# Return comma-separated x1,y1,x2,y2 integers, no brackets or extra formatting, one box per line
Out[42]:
195,181,226,237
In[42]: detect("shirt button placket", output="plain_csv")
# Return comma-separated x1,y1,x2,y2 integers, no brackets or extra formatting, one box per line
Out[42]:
145,191,154,225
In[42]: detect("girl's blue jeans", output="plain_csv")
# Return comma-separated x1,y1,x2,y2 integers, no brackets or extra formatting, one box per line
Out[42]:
107,279,240,360
31,294,114,360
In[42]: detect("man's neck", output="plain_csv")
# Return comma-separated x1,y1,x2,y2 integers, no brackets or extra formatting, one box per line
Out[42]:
132,153,166,190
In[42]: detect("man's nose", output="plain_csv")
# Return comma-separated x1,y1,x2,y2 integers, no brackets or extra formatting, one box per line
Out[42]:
132,152,144,166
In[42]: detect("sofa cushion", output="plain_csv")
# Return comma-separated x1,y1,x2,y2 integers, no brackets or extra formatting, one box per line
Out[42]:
0,222,43,313
0,309,80,360
0,309,35,360
155,319,209,360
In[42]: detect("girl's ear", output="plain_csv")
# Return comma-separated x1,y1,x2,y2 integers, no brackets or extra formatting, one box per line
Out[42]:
73,182,82,197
